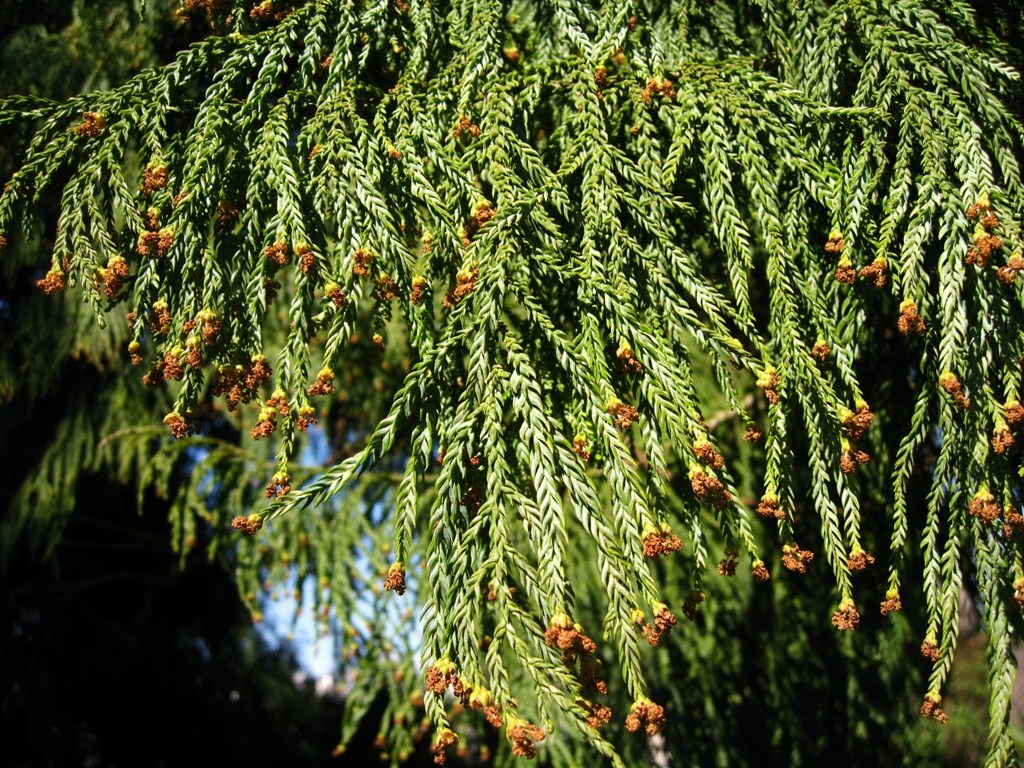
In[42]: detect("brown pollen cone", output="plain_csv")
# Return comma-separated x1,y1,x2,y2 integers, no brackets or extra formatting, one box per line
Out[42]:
920,638,940,662
831,599,860,631
37,267,66,294
920,693,948,724
230,514,264,536
847,548,875,572
605,398,639,430
353,248,373,276
75,111,105,138
858,257,888,288
424,660,457,695
693,439,725,469
543,614,597,664
581,700,612,729
968,490,1000,523
689,468,731,510
898,300,926,335
506,720,545,759
880,590,902,615
625,698,666,735
992,426,1014,454
756,494,784,519
443,268,478,308
939,372,970,409
834,259,856,284
1003,507,1024,540
782,544,814,574
571,434,592,462
384,563,407,595
1005,400,1024,427
430,729,458,766
842,403,874,439
642,526,682,557
264,240,289,266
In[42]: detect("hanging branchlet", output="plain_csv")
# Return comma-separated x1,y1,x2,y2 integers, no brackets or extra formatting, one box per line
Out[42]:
5,1,1024,760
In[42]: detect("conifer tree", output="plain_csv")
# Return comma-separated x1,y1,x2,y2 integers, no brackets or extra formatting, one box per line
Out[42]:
2,1,1023,765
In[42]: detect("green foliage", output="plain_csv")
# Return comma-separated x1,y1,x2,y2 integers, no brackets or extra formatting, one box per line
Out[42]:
2,0,1024,765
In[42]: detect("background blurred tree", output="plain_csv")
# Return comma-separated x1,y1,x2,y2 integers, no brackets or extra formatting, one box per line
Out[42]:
1,1,1024,767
